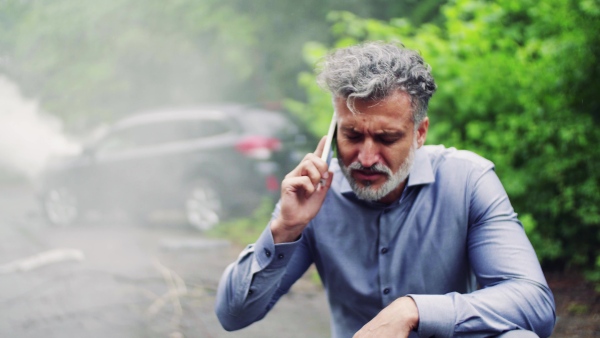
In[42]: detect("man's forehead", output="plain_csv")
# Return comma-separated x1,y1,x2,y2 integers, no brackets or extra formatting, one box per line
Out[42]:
334,98,413,128
334,92,412,113
339,123,406,134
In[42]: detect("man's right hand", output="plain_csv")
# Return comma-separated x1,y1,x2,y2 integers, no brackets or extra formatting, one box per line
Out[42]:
271,136,334,243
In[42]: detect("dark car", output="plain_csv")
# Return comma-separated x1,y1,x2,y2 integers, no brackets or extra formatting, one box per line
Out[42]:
36,104,316,230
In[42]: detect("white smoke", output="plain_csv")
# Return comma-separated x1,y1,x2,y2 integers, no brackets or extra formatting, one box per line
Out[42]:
0,75,81,179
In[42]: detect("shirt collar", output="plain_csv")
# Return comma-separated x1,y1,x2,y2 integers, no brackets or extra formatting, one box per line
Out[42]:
339,146,435,197
407,145,435,187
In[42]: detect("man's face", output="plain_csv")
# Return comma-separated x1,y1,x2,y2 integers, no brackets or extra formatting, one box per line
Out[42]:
334,91,428,204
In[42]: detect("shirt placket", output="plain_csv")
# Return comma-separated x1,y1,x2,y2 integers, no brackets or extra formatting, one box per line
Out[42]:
378,190,412,308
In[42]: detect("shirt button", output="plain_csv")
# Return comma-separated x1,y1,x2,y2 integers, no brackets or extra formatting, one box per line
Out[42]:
383,288,390,295
264,249,271,257
380,247,388,254
278,253,284,259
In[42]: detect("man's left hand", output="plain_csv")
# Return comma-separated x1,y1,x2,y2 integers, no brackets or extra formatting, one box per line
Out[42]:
353,296,419,338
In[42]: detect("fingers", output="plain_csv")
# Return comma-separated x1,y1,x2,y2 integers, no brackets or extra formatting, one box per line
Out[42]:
282,168,333,200
281,136,332,201
287,154,327,187
273,171,333,243
314,135,327,159
300,158,324,186
288,136,330,181
284,176,317,197
320,169,334,191
274,141,334,241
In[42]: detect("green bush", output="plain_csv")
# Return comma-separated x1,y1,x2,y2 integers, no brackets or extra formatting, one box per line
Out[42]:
285,0,600,284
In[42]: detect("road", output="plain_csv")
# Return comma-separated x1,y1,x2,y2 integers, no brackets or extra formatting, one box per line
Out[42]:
0,183,331,338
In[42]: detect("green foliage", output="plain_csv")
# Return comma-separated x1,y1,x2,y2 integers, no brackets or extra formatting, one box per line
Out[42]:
288,0,600,280
585,255,600,292
566,301,589,315
206,198,276,247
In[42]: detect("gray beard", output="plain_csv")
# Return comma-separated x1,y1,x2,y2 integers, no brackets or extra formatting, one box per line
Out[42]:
339,143,416,202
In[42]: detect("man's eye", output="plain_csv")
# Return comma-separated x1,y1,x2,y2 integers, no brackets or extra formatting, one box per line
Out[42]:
345,133,362,141
378,137,399,145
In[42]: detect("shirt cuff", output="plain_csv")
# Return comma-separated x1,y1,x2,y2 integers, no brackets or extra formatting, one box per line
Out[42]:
253,224,302,270
409,294,455,338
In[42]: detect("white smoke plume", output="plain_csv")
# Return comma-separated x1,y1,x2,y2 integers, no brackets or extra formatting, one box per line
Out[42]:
0,75,81,179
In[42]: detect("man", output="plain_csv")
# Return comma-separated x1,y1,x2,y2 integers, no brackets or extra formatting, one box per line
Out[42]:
215,41,556,337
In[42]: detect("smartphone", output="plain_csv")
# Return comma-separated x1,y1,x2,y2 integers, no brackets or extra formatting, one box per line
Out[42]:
320,111,337,166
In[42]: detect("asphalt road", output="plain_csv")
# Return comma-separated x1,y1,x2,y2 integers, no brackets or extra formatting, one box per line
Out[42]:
0,183,331,338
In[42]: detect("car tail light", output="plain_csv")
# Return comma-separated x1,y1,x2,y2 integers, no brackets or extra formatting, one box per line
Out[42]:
235,136,282,160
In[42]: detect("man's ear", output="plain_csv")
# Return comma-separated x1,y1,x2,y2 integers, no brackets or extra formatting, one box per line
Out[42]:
416,117,429,148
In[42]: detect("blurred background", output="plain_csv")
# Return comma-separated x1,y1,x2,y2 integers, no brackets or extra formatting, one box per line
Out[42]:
0,0,598,336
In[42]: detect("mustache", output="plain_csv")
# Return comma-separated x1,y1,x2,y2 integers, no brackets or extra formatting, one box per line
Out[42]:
346,162,392,176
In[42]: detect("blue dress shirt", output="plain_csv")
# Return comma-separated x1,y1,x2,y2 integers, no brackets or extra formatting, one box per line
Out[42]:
215,145,556,337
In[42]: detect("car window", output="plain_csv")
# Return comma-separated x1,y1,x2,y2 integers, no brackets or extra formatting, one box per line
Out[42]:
95,118,232,153
237,111,299,136
186,119,232,139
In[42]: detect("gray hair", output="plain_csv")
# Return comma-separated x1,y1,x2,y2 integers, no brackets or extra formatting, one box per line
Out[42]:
316,41,437,126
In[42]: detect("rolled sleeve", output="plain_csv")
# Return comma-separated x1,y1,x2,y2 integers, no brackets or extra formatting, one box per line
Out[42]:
409,294,455,338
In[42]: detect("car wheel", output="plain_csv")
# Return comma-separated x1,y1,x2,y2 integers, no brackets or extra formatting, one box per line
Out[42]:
42,187,79,226
185,180,223,231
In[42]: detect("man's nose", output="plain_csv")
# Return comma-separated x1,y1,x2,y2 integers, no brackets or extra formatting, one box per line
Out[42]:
357,140,380,168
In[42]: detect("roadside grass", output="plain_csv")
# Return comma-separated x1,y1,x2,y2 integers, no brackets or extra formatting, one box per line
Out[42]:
205,198,276,247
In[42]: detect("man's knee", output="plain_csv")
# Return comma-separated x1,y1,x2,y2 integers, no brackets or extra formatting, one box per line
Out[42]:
494,330,539,338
